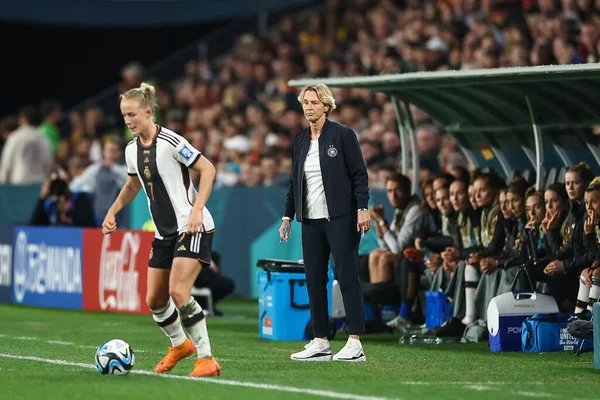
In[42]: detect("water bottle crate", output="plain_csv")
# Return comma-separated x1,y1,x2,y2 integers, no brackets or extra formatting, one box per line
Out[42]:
425,291,454,329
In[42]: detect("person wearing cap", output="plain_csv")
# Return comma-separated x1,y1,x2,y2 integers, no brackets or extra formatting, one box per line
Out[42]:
279,83,370,362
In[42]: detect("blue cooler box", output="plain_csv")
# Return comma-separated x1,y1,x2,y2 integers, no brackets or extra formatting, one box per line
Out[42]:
257,259,333,341
487,291,559,352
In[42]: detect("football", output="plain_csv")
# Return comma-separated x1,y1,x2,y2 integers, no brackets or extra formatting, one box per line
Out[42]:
95,339,135,376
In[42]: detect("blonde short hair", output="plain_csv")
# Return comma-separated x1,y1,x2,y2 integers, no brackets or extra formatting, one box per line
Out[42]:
119,82,158,120
297,83,337,115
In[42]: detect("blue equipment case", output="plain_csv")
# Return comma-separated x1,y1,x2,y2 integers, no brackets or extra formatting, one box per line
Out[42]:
257,259,333,341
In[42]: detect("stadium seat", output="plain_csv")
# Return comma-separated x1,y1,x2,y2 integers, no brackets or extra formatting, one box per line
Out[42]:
522,169,535,186
191,287,214,316
544,168,558,188
557,168,567,184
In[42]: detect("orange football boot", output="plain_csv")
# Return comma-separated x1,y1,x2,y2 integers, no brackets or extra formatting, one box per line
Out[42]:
189,356,222,377
154,338,196,373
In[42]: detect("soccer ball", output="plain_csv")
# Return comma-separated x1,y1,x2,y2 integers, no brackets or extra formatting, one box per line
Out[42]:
95,339,135,376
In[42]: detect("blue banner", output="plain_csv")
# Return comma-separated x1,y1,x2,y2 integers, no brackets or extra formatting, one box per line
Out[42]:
12,227,83,309
0,226,13,303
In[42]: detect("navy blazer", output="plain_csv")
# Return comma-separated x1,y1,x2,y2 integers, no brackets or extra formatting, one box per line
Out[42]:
284,119,369,222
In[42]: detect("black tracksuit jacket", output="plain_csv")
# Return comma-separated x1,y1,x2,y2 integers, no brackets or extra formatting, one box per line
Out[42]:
284,119,369,222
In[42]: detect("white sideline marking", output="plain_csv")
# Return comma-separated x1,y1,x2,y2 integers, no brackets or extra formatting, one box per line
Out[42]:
515,392,552,398
0,353,395,400
465,385,491,391
5,335,147,353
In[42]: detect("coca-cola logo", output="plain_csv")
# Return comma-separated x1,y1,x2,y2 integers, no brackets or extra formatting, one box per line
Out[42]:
99,233,141,312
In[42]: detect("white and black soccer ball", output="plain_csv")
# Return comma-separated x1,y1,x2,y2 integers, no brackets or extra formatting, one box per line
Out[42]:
95,339,135,376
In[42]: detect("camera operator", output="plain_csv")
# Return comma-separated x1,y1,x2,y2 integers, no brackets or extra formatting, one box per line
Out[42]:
30,170,97,227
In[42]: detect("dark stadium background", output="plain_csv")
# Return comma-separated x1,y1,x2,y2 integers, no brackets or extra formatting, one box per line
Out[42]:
1,20,230,115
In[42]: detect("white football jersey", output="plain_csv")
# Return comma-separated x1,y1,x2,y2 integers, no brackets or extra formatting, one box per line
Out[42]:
125,126,215,240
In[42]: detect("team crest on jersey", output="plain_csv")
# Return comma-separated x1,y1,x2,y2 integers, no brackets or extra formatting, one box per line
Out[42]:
144,166,151,179
327,146,338,158
179,145,194,161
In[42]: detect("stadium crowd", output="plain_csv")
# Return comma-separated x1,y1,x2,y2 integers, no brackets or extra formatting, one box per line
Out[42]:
1,0,600,333
3,0,600,191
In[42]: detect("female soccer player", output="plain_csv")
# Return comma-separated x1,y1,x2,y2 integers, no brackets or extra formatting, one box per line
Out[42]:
102,82,221,377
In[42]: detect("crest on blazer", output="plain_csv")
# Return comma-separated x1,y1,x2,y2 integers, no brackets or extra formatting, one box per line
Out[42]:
327,145,338,158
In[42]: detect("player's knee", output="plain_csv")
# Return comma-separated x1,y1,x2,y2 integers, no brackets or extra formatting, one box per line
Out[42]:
368,250,381,264
146,294,168,311
169,285,189,309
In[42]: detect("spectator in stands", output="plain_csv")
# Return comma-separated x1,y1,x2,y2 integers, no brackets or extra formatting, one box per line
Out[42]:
39,99,63,154
69,135,129,229
260,152,284,187
30,171,97,227
0,106,53,185
119,61,146,94
0,116,18,156
416,124,442,174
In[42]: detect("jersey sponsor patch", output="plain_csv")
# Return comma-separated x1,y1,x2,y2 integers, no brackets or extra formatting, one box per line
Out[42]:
179,145,194,161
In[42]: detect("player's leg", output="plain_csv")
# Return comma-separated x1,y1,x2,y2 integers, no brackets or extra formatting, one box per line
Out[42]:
462,262,480,325
170,232,221,377
588,268,600,311
575,270,592,313
368,249,385,283
148,240,195,373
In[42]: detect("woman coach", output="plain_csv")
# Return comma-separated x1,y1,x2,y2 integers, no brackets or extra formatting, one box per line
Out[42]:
279,83,370,362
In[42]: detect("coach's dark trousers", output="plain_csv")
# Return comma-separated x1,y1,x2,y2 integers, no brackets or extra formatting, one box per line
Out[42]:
302,214,364,337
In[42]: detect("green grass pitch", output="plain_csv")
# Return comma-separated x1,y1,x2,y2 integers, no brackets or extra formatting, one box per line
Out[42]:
0,300,598,399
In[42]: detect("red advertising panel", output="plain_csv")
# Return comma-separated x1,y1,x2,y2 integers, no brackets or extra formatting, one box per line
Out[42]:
83,229,154,315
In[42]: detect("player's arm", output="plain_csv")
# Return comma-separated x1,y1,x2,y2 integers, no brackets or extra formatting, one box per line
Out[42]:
190,155,216,211
108,175,142,216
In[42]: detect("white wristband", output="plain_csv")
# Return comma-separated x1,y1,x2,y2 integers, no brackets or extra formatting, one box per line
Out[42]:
282,217,291,221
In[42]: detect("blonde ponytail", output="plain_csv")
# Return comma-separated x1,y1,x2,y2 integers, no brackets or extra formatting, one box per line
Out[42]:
120,82,158,119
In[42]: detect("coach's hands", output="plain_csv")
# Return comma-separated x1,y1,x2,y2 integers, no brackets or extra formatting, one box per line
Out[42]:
187,208,204,234
357,210,371,233
279,219,291,242
102,213,117,235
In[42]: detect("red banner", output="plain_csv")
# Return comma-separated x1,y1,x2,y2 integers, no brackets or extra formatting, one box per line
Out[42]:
83,229,154,315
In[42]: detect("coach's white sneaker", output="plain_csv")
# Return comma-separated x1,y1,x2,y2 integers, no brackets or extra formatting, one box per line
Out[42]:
290,338,333,361
333,338,366,362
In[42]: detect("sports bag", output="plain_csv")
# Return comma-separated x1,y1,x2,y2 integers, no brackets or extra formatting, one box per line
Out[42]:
521,312,593,353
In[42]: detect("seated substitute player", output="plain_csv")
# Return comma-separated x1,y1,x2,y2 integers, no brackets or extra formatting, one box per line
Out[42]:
102,82,221,377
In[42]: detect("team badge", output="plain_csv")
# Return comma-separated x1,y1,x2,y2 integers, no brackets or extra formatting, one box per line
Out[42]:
327,146,338,157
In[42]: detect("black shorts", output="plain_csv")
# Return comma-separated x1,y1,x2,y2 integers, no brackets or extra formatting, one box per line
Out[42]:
148,231,214,269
